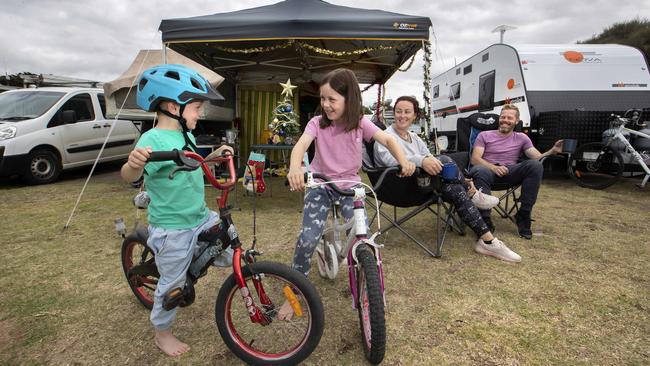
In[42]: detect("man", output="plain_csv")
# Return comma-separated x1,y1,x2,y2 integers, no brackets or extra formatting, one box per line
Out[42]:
469,104,563,239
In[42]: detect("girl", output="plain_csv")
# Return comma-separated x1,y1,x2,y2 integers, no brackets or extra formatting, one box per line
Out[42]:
374,96,521,263
286,68,415,277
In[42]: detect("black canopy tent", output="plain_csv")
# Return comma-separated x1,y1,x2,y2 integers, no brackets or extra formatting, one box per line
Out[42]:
158,0,432,85
158,0,432,160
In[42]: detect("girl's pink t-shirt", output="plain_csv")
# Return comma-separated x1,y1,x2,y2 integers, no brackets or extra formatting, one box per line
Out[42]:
304,116,379,188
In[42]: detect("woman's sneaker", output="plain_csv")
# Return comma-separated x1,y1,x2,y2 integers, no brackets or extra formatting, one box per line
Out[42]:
471,189,500,210
474,238,521,263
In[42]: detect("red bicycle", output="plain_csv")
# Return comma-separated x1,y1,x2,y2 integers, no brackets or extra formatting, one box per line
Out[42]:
120,149,324,365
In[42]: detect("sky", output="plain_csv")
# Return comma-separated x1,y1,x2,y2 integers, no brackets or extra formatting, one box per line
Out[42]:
1,0,648,106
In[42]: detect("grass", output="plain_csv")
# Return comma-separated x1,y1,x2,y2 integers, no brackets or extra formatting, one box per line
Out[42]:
0,164,648,365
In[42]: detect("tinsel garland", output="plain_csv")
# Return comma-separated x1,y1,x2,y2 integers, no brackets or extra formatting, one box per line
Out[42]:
422,40,434,149
298,42,403,57
397,54,416,72
213,40,407,57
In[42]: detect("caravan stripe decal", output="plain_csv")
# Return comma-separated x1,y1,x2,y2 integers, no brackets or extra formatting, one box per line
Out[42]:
434,95,526,117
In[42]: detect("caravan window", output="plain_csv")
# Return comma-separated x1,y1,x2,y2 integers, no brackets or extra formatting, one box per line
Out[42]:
463,65,472,75
450,82,461,100
482,53,489,62
478,71,495,111
433,85,439,98
455,68,460,75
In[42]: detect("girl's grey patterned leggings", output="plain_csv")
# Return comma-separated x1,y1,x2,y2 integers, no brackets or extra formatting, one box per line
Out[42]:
292,186,354,276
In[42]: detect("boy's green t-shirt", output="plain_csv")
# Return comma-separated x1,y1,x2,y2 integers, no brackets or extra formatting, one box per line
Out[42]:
136,128,208,229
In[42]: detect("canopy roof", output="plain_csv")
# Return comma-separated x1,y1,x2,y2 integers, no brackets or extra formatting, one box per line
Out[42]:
103,49,224,98
102,49,230,120
159,0,431,85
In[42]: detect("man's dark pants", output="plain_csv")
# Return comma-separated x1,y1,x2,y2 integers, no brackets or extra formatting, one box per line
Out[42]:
468,159,543,218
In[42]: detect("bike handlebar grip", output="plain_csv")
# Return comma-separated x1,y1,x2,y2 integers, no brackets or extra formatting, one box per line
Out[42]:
148,150,181,163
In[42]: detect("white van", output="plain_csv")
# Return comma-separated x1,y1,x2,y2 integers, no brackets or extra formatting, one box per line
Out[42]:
0,87,140,184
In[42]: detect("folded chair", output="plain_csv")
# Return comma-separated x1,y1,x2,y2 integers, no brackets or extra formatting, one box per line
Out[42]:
456,113,522,223
362,143,465,258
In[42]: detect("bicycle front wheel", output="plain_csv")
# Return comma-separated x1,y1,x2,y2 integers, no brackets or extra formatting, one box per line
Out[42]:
356,245,386,364
569,142,624,190
215,261,324,366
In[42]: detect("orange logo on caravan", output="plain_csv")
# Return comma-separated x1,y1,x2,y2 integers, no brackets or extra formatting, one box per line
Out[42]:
507,79,515,90
563,51,584,63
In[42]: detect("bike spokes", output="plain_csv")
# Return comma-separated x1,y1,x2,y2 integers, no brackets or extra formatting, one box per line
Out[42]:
219,266,316,359
121,237,158,309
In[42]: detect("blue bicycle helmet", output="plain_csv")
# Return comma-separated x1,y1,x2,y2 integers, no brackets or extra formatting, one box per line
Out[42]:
136,64,225,151
136,64,224,112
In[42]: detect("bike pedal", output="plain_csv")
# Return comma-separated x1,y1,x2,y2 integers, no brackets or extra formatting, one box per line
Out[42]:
162,287,184,311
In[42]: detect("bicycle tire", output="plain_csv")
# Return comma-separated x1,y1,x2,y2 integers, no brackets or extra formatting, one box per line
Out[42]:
316,228,339,279
355,245,386,364
121,233,159,309
569,142,624,190
215,261,324,366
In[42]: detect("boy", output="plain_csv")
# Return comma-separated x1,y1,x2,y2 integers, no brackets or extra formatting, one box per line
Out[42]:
121,64,232,357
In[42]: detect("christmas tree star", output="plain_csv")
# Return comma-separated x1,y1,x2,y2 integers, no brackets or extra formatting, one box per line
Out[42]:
280,78,298,97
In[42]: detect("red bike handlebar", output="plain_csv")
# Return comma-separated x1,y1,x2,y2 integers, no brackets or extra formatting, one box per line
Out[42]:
148,149,237,191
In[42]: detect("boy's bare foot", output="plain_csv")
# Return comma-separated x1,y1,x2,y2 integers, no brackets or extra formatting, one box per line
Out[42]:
277,300,294,321
155,329,190,357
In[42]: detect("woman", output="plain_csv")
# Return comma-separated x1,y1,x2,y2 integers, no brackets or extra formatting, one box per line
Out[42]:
373,95,521,263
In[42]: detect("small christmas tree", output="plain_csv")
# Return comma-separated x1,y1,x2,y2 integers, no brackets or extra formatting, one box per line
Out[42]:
268,78,300,144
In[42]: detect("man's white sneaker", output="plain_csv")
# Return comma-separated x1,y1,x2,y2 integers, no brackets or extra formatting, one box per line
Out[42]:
474,238,521,263
471,189,500,210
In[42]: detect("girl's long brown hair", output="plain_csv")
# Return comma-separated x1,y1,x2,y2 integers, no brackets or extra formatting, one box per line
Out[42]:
319,68,363,131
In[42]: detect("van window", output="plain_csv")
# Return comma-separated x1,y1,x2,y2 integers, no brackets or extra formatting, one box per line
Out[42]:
98,93,107,118
463,65,472,75
478,71,496,111
48,93,95,127
450,82,461,100
0,91,64,121
433,85,439,99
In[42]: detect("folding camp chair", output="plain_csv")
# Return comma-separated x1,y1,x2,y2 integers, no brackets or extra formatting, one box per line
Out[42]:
362,143,465,258
456,113,522,224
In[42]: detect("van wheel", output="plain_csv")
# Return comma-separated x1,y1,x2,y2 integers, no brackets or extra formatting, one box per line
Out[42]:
23,149,61,185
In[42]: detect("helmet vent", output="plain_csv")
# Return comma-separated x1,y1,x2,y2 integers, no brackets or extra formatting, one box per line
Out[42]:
190,78,204,91
138,78,148,92
164,71,180,80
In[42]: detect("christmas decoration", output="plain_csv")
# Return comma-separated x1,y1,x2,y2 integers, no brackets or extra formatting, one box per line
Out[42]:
243,152,266,193
213,40,407,57
422,40,434,149
268,79,300,144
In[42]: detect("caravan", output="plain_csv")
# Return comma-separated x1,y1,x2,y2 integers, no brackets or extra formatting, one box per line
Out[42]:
431,44,650,150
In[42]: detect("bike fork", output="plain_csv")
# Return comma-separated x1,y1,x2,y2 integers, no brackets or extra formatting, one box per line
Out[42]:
348,242,387,309
232,247,273,325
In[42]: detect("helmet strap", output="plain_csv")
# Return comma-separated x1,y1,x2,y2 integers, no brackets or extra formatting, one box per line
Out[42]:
158,104,198,152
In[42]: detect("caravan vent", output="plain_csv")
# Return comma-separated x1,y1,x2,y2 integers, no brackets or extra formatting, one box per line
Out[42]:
482,53,489,62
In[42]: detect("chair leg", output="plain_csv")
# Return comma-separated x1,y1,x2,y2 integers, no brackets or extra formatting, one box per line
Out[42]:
365,199,439,257
493,187,521,224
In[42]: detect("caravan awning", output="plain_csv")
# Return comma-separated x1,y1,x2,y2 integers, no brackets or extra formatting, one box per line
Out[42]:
158,0,431,85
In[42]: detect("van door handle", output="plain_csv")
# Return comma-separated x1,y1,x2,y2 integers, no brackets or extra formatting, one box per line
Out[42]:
103,124,111,128
92,124,101,129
